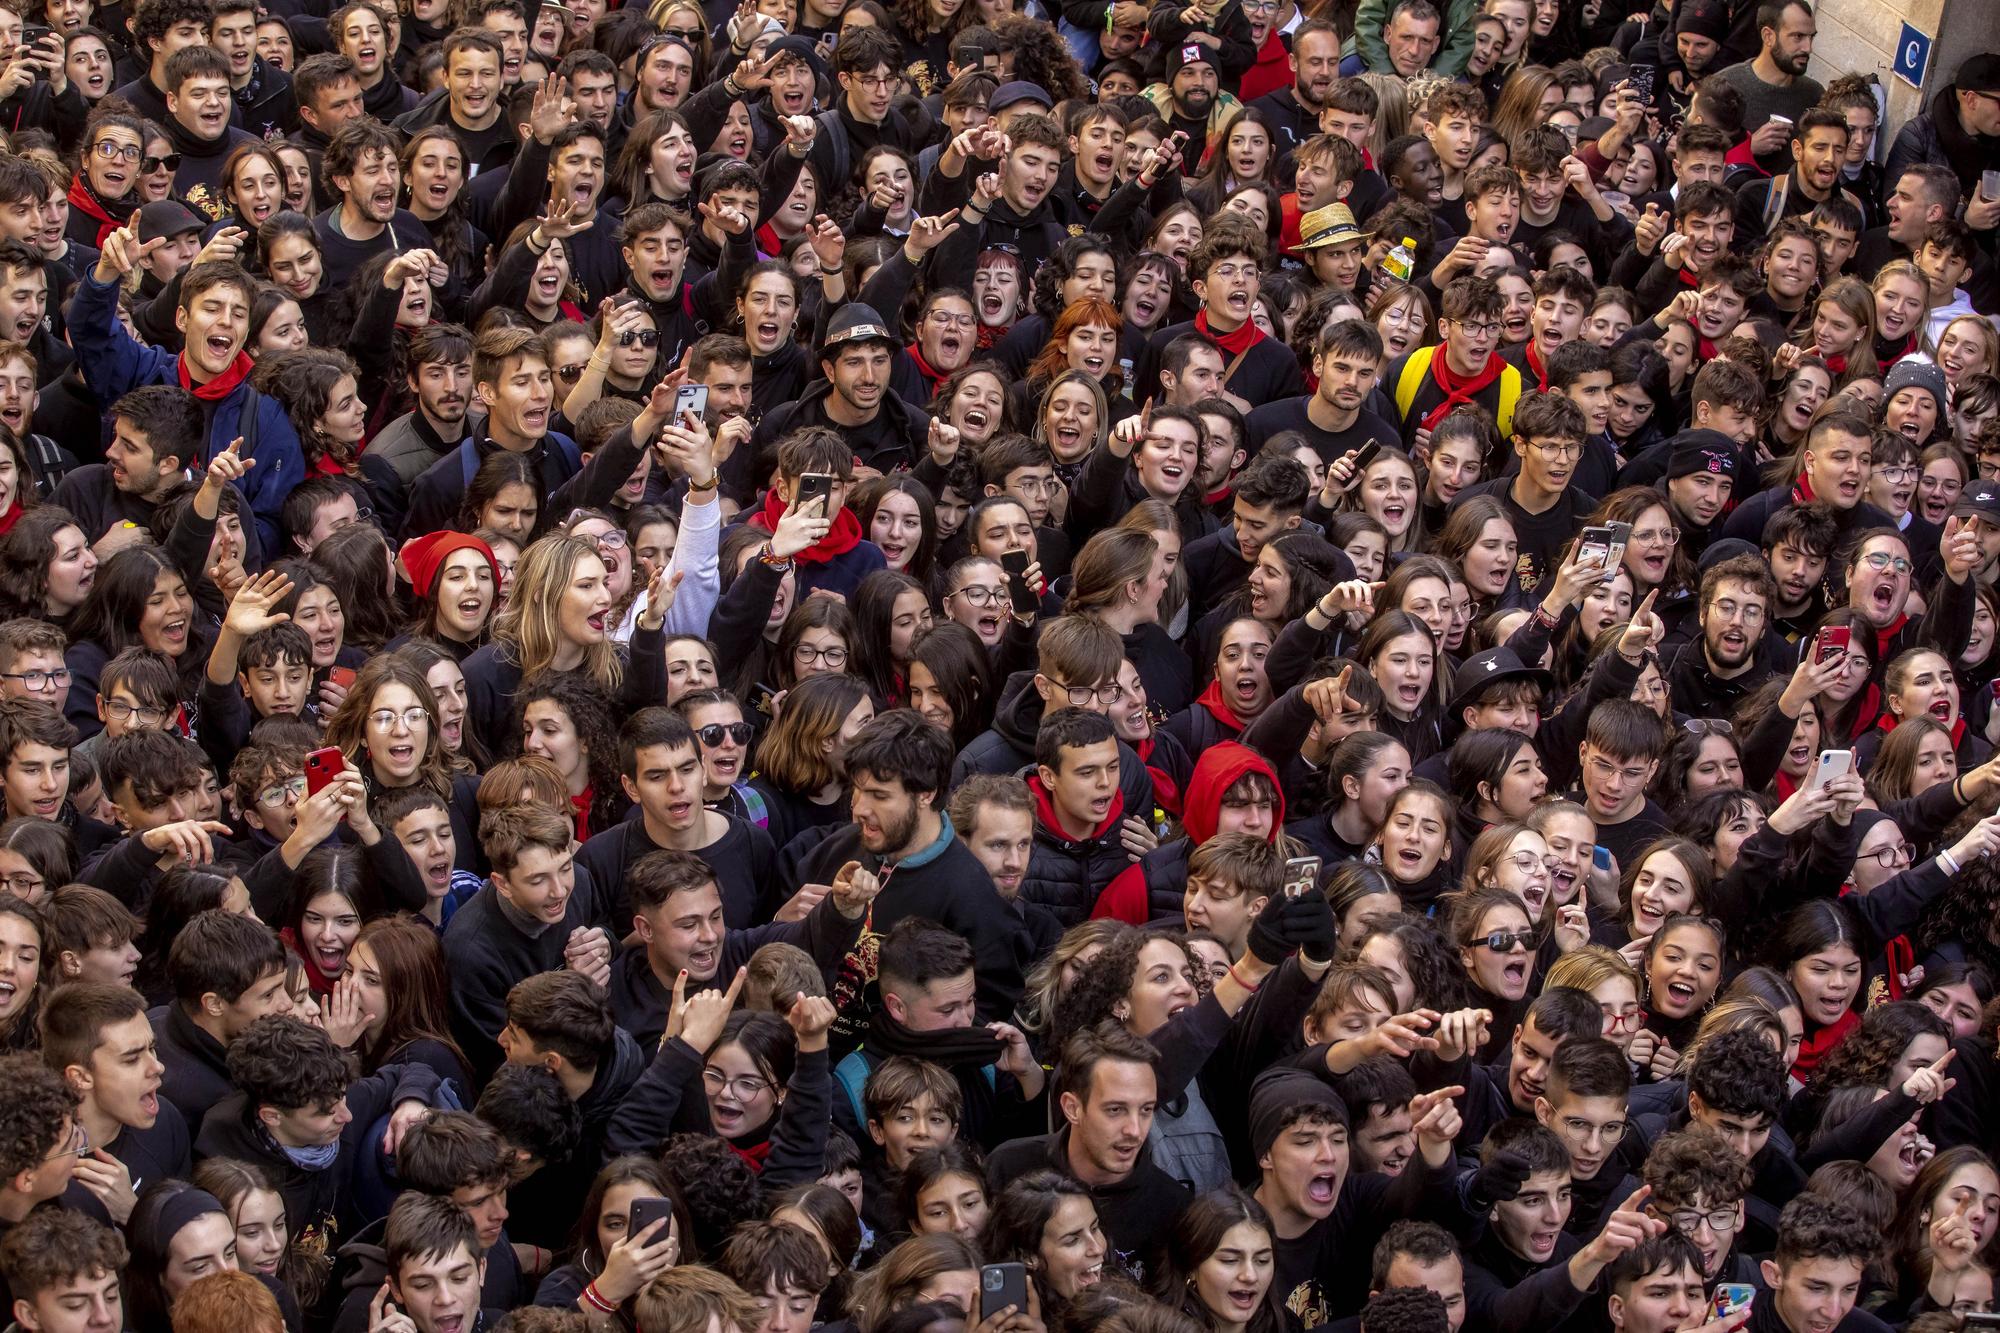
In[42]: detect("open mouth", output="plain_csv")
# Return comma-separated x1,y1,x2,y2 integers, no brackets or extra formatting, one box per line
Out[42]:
30,796,59,816
710,754,740,779
1872,583,1897,613
1396,845,1425,871
1929,698,1953,720
1501,958,1529,988
314,944,346,974
1130,295,1159,323
425,856,453,888
571,181,596,207
666,799,694,823
139,1090,158,1119
160,619,188,646
1306,1172,1337,1207
975,611,1002,639
962,406,990,432
387,743,416,766
1397,683,1423,707
1665,980,1697,1008
521,406,549,431
1381,501,1407,527
204,335,234,362
1232,675,1258,703
938,331,963,359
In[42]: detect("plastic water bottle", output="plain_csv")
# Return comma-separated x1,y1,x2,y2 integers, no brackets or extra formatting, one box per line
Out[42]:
1382,235,1416,282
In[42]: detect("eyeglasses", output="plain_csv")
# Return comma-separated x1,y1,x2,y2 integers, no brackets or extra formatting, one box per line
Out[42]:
1558,1116,1627,1144
1602,1007,1644,1032
556,363,585,384
1682,718,1733,736
702,1067,774,1100
948,584,1009,607
1477,928,1536,952
1056,680,1125,708
0,667,69,690
103,698,168,726
256,775,308,809
0,872,41,895
1860,551,1913,575
1507,852,1556,876
1863,840,1916,869
928,311,976,329
793,644,849,667
44,1121,88,1162
1630,527,1679,545
1531,440,1583,459
1452,319,1500,338
696,722,755,747
369,706,429,731
1668,1208,1739,1235
617,329,661,348
92,140,141,162
141,153,181,174
1874,464,1918,482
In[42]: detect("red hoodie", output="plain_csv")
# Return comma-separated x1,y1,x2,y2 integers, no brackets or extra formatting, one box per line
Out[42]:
1091,741,1287,923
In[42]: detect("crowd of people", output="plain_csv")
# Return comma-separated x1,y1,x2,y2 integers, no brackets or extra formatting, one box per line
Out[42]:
0,0,1993,1330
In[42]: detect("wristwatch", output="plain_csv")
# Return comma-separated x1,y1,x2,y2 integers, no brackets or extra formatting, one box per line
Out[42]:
687,471,720,493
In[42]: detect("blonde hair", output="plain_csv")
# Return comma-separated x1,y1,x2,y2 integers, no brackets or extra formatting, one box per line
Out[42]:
634,1266,762,1333
1544,944,1641,995
1930,313,2000,378
490,534,624,690
1872,260,1932,340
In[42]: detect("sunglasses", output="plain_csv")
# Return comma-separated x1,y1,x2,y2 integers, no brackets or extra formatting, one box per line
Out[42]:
142,153,181,173
1477,929,1536,953
556,363,586,384
617,329,660,347
696,722,755,747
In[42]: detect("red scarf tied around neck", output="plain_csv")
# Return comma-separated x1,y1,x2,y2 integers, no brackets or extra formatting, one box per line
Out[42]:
906,341,948,393
1195,309,1264,359
1421,348,1503,433
1524,340,1549,392
67,176,126,246
748,485,865,563
178,350,254,407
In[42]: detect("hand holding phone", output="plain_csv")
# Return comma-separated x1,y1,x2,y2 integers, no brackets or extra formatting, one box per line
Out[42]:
304,746,345,798
1000,548,1037,616
793,471,834,515
1282,855,1321,899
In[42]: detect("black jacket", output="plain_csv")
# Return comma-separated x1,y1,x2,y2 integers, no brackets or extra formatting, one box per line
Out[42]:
985,1127,1191,1270
952,669,1161,820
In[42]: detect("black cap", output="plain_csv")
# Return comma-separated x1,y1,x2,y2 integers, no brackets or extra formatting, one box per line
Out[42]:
1696,537,1759,573
820,302,898,356
1447,647,1554,717
1666,429,1741,482
1960,53,2000,95
989,80,1052,113
137,200,203,243
766,34,827,84
1955,477,2000,522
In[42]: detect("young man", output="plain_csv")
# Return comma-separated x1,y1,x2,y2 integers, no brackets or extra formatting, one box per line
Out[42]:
1659,431,1741,556
150,909,292,1127
946,774,1059,953
744,309,930,489
0,696,74,823
578,708,778,933
1604,1232,1711,1333
1613,181,1736,316
1370,1223,1468,1333
1638,1027,1801,1250
718,1221,831,1333
53,383,202,547
1533,1036,1638,1237
1297,204,1370,297
831,916,1041,1157
1139,216,1306,411
443,803,609,1078
41,982,186,1226
1544,342,1618,497
1182,454,1314,624
1756,1195,1893,1333
1720,409,1884,545
608,846,867,1048
1022,708,1146,928
109,0,212,123
733,430,889,600
782,710,1030,1023
1733,108,1851,237
0,1206,126,1333
1385,276,1524,447
43,885,142,986
194,1013,439,1247
390,28,513,176
1503,266,1595,395
313,118,432,290
380,1194,503,1333
1451,390,1597,594
0,619,68,710
1569,699,1670,865
158,45,258,221
289,54,366,171
1760,503,1838,642
1179,831,1281,964
1331,1057,1420,1178
68,240,302,552
1712,0,1822,178
1245,320,1399,462
210,0,293,138
1641,1125,1759,1288
988,1023,1191,1262
0,1055,84,1307
1662,554,1779,719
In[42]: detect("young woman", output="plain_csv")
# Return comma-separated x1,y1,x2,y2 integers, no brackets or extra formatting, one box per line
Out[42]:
278,846,367,998
1872,260,1931,366
219,142,287,232
66,112,145,248
1448,877,1539,1037
747,672,874,854
518,671,623,838
1152,1187,1287,1333
125,1182,259,1333
1013,299,1130,432
0,817,71,904
1357,611,1442,764
900,1143,991,1249
851,476,938,585
701,1006,833,1177
321,654,467,859
1637,913,1727,1050
253,348,368,477
65,546,204,738
1370,781,1456,912
537,1157,690,1318
342,916,470,1087
848,1234,981,1332
398,533,497,661
0,508,96,626
0,894,43,1051
1433,496,1518,611
773,597,854,693
1545,945,1646,1054
1449,728,1547,829
1368,279,1433,362
981,1171,1109,1316
190,1159,301,1299
257,211,333,342
311,523,399,656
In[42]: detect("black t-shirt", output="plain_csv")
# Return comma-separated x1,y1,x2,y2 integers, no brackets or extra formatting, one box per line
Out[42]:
1244,395,1403,462
1453,476,1598,598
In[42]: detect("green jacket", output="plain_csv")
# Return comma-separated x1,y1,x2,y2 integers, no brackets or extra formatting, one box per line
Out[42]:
1141,82,1244,152
1346,0,1482,76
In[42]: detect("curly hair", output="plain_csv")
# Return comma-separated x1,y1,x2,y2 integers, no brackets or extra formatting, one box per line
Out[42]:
515,671,624,824
1046,923,1211,1053
0,1051,76,1177
223,1014,358,1113
1341,911,1469,1011
1642,1123,1754,1211
989,14,1089,101
1794,1000,1950,1141
656,1132,764,1258
1916,840,2000,974
250,347,364,474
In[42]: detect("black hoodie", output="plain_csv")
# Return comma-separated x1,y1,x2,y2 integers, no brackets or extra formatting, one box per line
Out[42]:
951,669,1162,822
985,1127,1191,1273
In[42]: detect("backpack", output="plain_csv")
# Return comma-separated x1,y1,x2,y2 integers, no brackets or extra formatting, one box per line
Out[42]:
455,432,582,489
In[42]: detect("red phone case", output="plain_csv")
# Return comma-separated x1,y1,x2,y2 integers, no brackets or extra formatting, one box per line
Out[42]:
303,747,343,797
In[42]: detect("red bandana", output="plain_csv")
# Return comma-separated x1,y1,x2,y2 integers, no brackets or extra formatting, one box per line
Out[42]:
1134,735,1182,817
1791,1007,1860,1080
67,176,126,246
1194,308,1264,359
1525,340,1549,392
1420,347,1504,433
748,485,864,563
177,349,253,408
1697,335,1719,361
1824,352,1848,375
906,340,948,393
1194,678,1245,735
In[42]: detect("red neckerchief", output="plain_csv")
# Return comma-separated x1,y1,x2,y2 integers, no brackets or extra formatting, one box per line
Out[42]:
1195,308,1264,358
0,500,21,535
1697,335,1718,360
1028,772,1125,841
1132,735,1182,816
1879,332,1917,365
1677,264,1701,288
559,298,586,323
278,926,339,996
1791,1007,1860,1080
1525,340,1549,392
748,485,864,563
1774,768,1798,800
570,785,594,841
1791,472,1818,503
1824,352,1848,375
728,1139,772,1172
67,175,126,246
1876,709,1966,748
1421,347,1504,432
1873,614,1908,664
975,321,1009,350
1194,678,1245,735
177,349,253,410
906,341,948,393
1882,935,1916,1001
756,222,782,256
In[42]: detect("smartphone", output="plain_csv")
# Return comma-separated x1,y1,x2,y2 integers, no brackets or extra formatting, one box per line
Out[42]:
1282,855,1321,899
1814,625,1851,665
1000,547,1037,616
748,682,779,717
816,29,837,51
979,1263,1030,1319
628,1196,677,1244
1629,63,1654,105
1577,525,1615,567
1592,845,1612,871
793,471,834,514
674,383,708,422
1351,438,1381,473
1712,1284,1755,1321
303,746,344,798
20,23,49,42
1962,1316,2000,1331
328,665,357,690
1805,749,1854,792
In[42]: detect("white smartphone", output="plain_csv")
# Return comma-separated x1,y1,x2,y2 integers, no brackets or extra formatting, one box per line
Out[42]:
1805,749,1853,792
